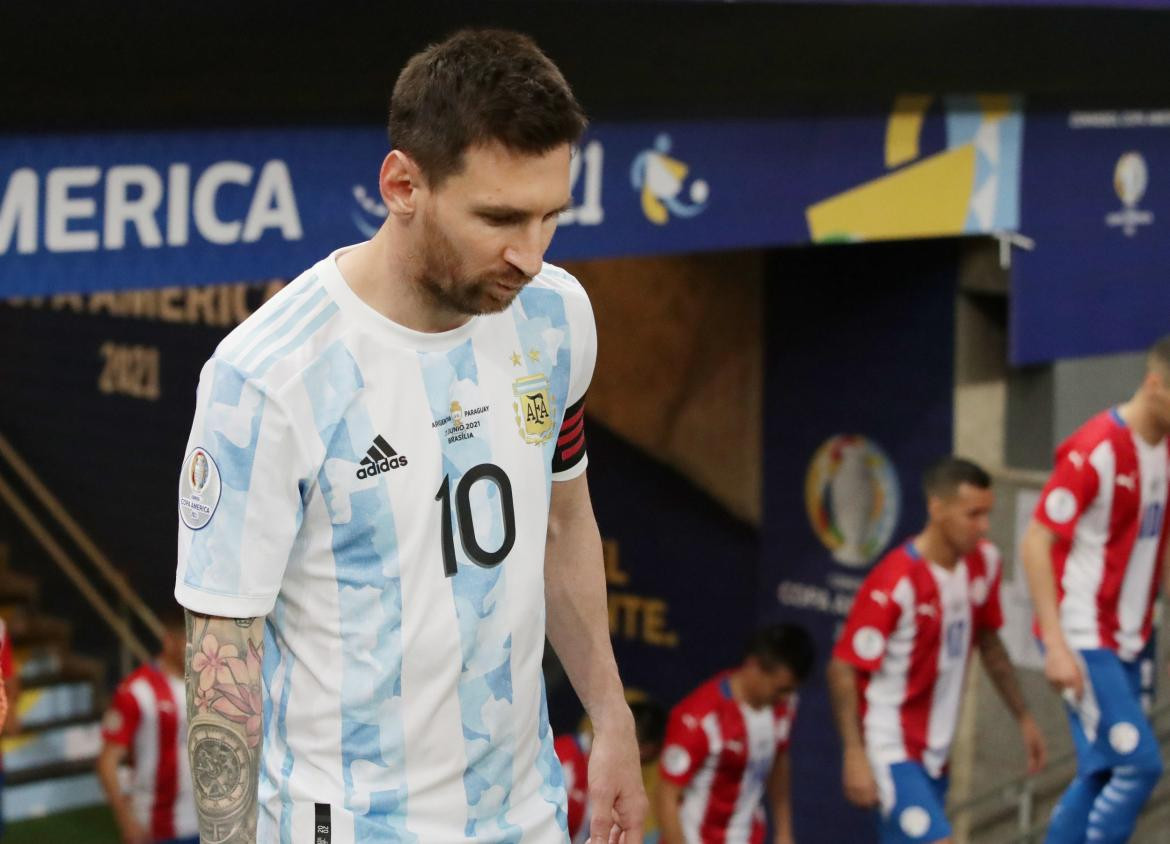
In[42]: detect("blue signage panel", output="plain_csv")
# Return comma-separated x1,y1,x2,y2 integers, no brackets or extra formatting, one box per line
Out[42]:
760,240,957,842
1,101,1022,298
1012,108,1170,364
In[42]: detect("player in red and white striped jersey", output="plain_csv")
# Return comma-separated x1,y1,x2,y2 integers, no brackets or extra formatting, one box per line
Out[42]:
829,457,1045,844
656,624,815,844
97,610,197,844
0,617,17,734
555,700,667,843
0,616,20,835
1023,336,1170,844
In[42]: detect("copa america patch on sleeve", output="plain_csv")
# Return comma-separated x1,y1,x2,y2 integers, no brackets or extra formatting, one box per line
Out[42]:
661,745,691,777
179,447,222,530
1044,487,1077,524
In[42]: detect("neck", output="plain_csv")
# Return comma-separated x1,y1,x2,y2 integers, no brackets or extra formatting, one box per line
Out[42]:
1119,397,1167,447
159,653,184,679
336,228,472,333
913,526,960,570
727,669,748,705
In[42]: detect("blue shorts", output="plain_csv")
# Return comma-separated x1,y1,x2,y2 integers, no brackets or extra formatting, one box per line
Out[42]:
1064,648,1161,776
874,761,951,844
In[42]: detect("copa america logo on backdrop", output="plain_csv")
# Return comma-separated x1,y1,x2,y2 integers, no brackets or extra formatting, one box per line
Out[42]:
804,435,900,567
1105,151,1153,237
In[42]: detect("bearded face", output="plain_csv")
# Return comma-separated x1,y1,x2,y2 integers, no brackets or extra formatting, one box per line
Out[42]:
405,141,572,321
415,202,533,317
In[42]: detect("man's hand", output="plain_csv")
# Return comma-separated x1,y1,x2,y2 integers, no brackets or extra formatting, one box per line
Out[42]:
1044,642,1084,700
117,815,150,844
586,717,648,844
1018,713,1048,774
842,745,878,808
773,830,796,844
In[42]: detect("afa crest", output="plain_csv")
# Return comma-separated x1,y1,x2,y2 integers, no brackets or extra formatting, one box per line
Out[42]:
513,373,555,444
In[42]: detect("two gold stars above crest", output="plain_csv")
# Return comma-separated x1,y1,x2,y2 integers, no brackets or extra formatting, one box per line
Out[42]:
510,349,541,367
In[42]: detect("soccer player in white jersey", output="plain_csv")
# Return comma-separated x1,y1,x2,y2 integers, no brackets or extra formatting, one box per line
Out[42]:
828,458,1046,844
1022,336,1170,844
174,29,647,844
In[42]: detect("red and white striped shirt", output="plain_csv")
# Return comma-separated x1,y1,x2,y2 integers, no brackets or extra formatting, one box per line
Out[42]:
659,672,796,843
1,618,12,768
833,540,1003,778
553,732,591,843
1034,409,1169,661
0,618,12,682
101,663,197,841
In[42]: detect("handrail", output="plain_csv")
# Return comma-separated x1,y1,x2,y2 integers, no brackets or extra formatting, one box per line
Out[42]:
1005,732,1170,844
987,465,1051,488
953,701,1170,842
0,431,163,641
0,469,152,664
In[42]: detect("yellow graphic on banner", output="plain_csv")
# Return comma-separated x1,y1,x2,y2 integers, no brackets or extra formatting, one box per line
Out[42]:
641,155,688,225
807,145,976,242
807,94,1018,243
884,94,934,168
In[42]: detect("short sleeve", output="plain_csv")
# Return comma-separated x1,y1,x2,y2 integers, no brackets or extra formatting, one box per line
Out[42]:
175,358,309,618
973,545,1005,632
101,685,140,748
1034,446,1101,543
832,568,906,672
659,707,710,787
551,283,597,482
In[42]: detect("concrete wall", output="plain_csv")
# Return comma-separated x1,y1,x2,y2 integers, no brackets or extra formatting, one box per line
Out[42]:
562,252,764,525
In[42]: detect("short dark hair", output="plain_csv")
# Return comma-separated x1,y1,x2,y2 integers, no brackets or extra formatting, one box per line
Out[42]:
744,623,816,682
1147,334,1170,375
630,699,667,747
388,28,587,188
922,456,991,500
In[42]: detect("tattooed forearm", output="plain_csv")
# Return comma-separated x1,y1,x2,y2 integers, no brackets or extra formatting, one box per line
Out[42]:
186,610,264,843
977,628,1027,719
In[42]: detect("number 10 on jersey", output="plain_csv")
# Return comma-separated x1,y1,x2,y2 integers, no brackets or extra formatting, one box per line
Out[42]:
435,464,517,577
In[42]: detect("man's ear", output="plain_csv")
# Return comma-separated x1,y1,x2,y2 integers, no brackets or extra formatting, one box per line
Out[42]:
380,150,423,217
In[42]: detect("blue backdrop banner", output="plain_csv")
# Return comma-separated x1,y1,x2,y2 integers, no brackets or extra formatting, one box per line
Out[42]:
1012,107,1170,364
760,240,958,842
1,101,1022,298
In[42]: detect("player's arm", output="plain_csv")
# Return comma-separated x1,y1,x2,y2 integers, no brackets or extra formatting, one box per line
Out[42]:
544,471,646,843
1020,520,1083,699
96,741,149,844
767,749,794,844
974,628,1046,773
186,610,265,844
654,778,687,844
826,658,878,808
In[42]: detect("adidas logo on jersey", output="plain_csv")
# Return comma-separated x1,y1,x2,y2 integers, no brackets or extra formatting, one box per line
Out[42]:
356,435,408,479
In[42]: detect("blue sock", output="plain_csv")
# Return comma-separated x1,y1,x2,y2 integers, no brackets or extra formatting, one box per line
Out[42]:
1084,759,1163,843
1045,770,1108,844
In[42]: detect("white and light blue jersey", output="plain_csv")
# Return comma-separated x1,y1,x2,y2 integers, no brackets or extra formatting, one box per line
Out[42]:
175,245,595,843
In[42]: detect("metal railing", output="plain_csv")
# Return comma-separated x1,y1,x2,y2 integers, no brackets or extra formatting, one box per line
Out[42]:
0,430,159,664
951,700,1170,844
